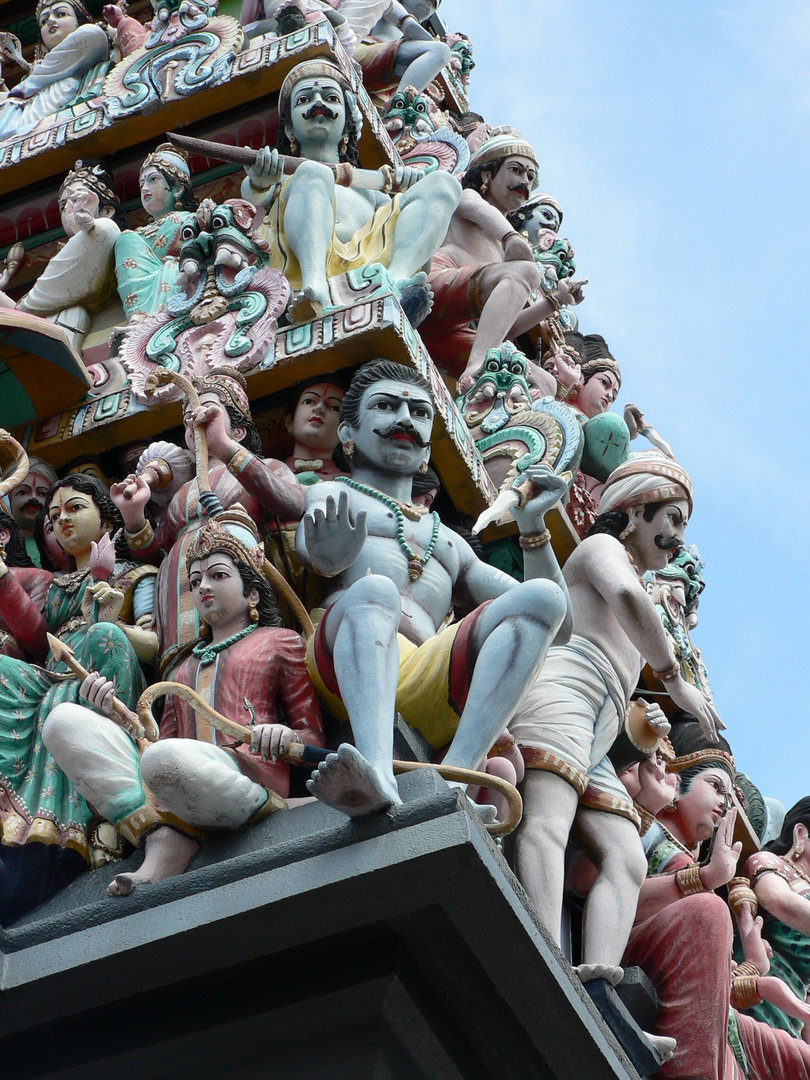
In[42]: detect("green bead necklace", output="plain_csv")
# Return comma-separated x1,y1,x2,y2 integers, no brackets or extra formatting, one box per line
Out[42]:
192,622,258,665
335,476,441,580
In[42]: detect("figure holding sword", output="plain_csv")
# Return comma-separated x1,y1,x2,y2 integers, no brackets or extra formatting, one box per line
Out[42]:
238,59,460,322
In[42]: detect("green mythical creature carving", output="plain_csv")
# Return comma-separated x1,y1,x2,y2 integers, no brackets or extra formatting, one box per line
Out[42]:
119,198,290,406
381,85,470,176
454,342,583,533
643,543,713,698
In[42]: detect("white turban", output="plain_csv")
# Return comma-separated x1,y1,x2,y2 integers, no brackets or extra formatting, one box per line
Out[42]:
597,451,693,518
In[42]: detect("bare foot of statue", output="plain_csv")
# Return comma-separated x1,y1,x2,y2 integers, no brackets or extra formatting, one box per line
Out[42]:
107,826,199,896
306,744,402,818
394,272,433,328
644,1033,676,1061
288,283,330,323
575,963,624,987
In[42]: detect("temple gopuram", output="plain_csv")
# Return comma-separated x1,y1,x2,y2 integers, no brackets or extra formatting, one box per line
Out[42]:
0,2,806,1078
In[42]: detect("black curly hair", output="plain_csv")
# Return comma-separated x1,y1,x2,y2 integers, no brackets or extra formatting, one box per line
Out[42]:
47,473,129,564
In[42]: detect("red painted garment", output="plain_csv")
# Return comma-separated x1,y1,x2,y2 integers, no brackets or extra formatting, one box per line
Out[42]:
159,626,324,798
132,456,304,673
624,886,810,1078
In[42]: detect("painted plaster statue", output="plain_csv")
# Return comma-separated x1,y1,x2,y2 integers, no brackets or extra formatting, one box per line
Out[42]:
111,368,304,675
743,798,810,1038
241,59,460,322
8,457,59,568
420,134,586,385
510,451,721,985
381,85,470,176
0,475,157,879
296,359,572,821
119,198,290,403
507,193,577,329
452,343,584,534
0,0,110,144
644,544,713,699
0,162,123,354
446,30,473,88
43,515,324,896
622,727,810,1079
284,377,348,484
115,144,198,324
353,0,452,99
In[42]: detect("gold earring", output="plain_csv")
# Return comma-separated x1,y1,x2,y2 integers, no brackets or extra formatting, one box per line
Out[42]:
418,459,429,474
289,136,299,155
792,845,805,860
618,521,636,541
249,598,259,623
198,618,209,636
342,439,355,457
339,131,349,156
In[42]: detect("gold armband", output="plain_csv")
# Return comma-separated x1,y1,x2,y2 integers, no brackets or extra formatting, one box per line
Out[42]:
675,865,707,896
226,447,253,475
124,520,155,551
728,877,758,919
733,961,762,979
731,975,762,1010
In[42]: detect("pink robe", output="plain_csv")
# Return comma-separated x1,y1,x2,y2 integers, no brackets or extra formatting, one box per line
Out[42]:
160,626,323,798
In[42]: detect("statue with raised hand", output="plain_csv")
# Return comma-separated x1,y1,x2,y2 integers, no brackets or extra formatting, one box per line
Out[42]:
296,358,573,823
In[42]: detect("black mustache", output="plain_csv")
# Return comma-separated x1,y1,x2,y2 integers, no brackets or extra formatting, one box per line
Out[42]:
655,534,682,553
302,104,340,121
20,500,43,512
509,184,529,198
373,421,431,449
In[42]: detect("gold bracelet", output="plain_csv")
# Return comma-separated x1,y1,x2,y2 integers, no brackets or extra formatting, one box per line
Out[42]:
124,520,154,551
733,961,762,979
226,447,253,475
546,291,561,312
675,865,707,896
731,975,762,1010
728,877,758,919
501,229,521,246
652,659,680,682
518,529,551,550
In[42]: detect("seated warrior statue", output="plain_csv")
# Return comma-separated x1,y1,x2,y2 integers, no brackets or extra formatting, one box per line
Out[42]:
241,59,460,321
242,1,451,100
296,359,572,820
419,134,586,386
509,451,721,985
111,368,304,676
0,474,157,918
0,161,124,353
115,143,198,323
43,514,324,897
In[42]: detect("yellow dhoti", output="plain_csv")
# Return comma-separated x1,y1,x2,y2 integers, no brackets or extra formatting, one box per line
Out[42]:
261,179,403,292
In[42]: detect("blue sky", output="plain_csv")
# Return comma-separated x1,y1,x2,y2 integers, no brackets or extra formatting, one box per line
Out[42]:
440,1,810,811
